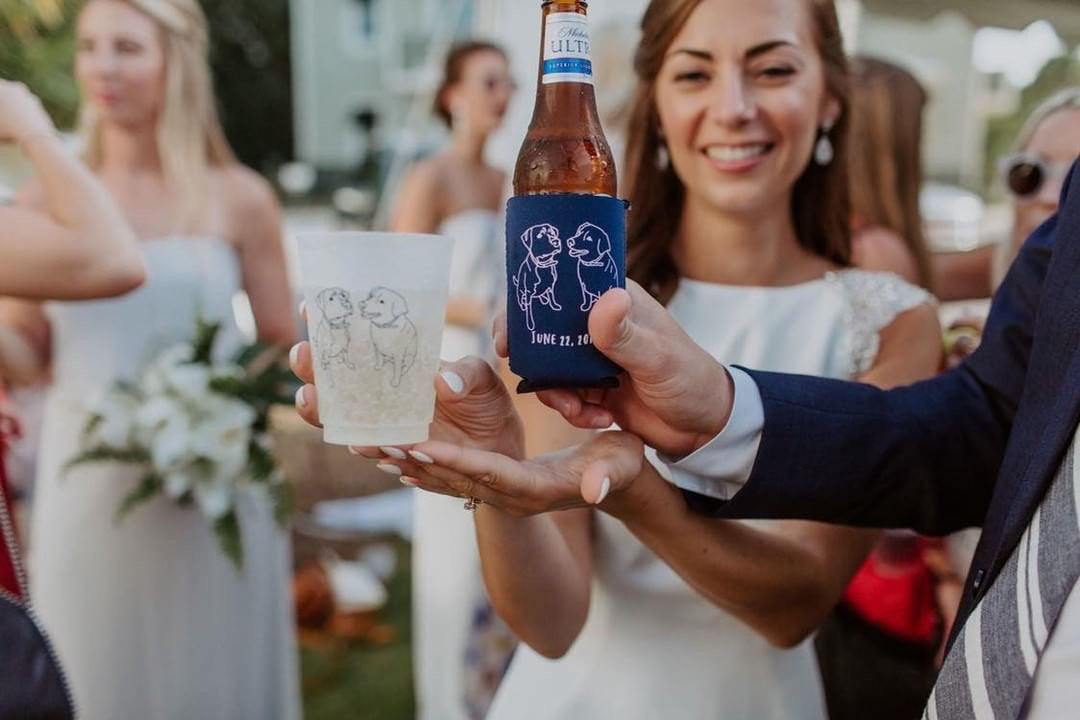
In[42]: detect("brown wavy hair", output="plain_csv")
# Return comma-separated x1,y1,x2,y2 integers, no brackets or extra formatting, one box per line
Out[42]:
433,40,508,127
624,0,851,303
848,56,932,290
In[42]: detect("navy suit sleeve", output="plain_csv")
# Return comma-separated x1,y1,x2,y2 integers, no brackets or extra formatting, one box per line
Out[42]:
684,206,1057,535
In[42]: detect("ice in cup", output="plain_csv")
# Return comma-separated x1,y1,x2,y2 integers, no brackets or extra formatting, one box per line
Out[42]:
297,231,453,446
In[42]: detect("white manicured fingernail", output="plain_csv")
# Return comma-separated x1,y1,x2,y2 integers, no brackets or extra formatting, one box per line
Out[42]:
401,477,419,487
298,299,307,317
439,370,464,394
295,386,308,409
594,476,611,504
348,446,363,455
376,463,402,476
289,344,300,367
380,446,407,460
409,450,434,464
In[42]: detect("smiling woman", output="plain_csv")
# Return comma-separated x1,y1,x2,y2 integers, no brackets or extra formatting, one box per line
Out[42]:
625,0,850,302
336,1,940,720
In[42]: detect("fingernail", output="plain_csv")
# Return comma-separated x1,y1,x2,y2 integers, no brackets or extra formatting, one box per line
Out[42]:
295,386,308,409
348,446,364,456
401,477,419,487
380,446,407,460
409,450,434,464
592,415,611,429
289,344,300,367
594,476,611,504
376,463,402,476
298,299,307,317
440,370,464,394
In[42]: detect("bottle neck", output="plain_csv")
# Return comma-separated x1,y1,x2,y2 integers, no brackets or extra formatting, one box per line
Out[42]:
530,1,601,131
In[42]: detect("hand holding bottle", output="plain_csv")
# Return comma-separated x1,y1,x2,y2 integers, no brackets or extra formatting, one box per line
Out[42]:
495,280,736,458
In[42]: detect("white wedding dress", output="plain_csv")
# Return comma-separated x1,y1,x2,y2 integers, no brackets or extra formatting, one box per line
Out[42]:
413,209,513,720
29,237,300,720
487,269,931,720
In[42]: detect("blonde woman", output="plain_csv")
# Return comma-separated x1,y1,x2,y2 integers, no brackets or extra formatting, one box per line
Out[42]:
0,1,300,717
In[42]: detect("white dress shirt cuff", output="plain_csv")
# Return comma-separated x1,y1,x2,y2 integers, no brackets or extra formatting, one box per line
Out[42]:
657,366,764,500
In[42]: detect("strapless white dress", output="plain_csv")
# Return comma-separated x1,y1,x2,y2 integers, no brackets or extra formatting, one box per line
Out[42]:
486,269,931,720
29,237,300,720
413,209,513,720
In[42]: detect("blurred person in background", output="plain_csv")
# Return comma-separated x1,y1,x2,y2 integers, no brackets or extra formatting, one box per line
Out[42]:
389,40,517,720
295,0,942,717
932,88,1080,305
937,88,1080,368
846,56,932,289
814,55,963,720
995,88,1080,285
0,79,143,719
0,1,300,717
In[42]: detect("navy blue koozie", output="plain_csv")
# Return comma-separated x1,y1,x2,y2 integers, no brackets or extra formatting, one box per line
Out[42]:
505,193,627,393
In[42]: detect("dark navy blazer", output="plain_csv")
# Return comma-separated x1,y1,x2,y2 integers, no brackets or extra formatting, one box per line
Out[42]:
688,159,1080,650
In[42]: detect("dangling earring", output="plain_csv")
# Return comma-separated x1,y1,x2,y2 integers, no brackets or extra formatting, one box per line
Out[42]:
814,120,835,166
655,126,670,171
656,142,670,171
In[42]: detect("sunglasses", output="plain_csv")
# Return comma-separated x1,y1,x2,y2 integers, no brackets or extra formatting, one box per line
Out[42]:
1000,154,1072,199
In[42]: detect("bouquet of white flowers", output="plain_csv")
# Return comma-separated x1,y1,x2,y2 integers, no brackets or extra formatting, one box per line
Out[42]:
67,319,296,569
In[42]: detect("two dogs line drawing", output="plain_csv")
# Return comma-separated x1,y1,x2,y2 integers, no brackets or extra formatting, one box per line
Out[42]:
314,286,418,388
513,222,619,332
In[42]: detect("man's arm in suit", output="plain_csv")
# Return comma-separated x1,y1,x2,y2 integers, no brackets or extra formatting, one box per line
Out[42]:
683,212,1055,536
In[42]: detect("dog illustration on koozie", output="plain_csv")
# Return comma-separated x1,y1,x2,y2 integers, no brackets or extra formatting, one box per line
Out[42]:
315,287,357,377
513,223,563,332
359,286,418,388
566,222,619,312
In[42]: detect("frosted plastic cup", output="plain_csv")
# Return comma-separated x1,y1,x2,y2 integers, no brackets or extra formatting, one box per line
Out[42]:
298,231,453,446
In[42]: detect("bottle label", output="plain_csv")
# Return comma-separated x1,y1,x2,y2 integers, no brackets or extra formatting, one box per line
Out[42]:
543,12,593,85
505,193,628,391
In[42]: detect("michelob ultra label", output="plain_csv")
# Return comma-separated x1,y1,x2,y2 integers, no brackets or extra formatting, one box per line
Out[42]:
543,12,593,85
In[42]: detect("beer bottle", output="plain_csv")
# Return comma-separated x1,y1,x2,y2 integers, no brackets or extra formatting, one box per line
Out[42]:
506,0,626,392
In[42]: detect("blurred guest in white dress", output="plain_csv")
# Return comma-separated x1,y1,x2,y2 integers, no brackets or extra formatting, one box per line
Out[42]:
389,40,517,720
0,1,300,718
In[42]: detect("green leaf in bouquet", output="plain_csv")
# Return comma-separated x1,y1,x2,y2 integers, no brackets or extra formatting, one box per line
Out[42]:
64,445,152,474
192,318,222,365
213,510,244,571
268,477,292,529
115,472,162,522
231,340,277,369
80,413,104,444
248,440,276,481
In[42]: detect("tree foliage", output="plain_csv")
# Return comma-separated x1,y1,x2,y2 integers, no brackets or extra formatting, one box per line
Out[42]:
0,0,294,173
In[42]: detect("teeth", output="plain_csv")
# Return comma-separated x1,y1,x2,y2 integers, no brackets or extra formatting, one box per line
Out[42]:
705,144,768,163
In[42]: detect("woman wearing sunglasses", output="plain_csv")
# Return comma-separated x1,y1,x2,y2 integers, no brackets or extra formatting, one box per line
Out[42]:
1000,87,1080,271
933,88,1080,303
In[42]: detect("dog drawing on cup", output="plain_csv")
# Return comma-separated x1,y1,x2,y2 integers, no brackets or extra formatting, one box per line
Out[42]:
359,286,418,388
566,222,618,311
513,223,563,331
315,287,357,378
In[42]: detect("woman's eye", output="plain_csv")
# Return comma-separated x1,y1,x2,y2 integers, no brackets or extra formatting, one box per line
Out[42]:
757,65,796,79
116,40,143,54
674,70,709,84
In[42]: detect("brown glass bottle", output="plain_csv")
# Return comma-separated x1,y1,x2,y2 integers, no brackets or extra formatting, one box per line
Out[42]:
513,1,617,197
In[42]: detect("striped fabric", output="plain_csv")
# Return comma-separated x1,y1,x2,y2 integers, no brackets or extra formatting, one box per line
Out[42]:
924,436,1080,719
